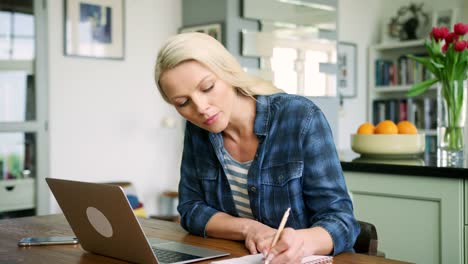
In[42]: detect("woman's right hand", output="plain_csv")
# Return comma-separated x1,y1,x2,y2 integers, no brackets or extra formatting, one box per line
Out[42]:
243,221,277,254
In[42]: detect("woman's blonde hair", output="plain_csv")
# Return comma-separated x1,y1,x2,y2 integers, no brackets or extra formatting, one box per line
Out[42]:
154,32,281,102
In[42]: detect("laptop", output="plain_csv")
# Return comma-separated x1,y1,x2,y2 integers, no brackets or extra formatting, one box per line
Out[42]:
46,178,229,264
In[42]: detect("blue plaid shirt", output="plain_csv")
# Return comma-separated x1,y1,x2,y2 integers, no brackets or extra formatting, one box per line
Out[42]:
178,93,359,255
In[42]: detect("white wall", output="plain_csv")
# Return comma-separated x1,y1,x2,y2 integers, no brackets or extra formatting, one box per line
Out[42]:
47,0,183,215
337,0,382,150
378,0,464,25
464,0,468,21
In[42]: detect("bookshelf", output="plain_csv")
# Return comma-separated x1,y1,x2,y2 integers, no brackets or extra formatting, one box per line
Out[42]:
368,40,438,154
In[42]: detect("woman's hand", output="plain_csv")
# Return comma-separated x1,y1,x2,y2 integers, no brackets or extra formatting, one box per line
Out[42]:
243,221,277,254
263,228,305,264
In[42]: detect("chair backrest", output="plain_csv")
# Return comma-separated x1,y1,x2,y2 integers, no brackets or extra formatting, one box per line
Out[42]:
353,220,384,257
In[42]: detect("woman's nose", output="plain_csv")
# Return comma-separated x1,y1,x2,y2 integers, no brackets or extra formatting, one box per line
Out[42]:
192,95,209,114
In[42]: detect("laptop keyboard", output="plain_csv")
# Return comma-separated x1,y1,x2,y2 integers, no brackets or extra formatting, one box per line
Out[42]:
152,247,201,263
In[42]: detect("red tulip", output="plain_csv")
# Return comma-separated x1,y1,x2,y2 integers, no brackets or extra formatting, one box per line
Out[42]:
454,23,468,35
454,40,467,52
431,26,450,41
442,42,449,53
445,32,459,43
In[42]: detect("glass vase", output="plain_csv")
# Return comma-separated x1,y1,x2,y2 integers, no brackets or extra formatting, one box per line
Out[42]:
437,80,467,164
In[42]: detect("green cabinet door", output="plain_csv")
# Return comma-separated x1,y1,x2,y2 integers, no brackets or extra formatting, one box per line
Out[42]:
344,172,463,264
465,180,468,226
465,226,468,264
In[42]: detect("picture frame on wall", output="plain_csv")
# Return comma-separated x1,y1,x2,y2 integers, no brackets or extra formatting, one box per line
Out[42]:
433,9,457,29
179,23,223,44
64,0,125,59
337,42,357,98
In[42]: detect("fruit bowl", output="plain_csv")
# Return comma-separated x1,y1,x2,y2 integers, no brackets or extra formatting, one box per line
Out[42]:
351,134,425,158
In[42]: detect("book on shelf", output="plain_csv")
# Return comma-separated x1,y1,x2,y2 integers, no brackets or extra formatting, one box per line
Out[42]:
375,59,396,86
375,54,432,88
372,97,436,131
398,99,408,121
408,98,424,129
373,100,387,124
398,56,407,85
424,97,437,130
425,134,437,154
388,100,398,123
372,99,399,124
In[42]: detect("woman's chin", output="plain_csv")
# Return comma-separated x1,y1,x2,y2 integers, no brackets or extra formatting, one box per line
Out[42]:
206,125,225,134
202,121,227,133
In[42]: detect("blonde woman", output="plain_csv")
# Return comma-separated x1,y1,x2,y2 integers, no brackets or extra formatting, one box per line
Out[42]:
155,32,359,263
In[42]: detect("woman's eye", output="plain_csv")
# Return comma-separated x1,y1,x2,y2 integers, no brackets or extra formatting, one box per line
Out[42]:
177,99,189,107
203,84,214,92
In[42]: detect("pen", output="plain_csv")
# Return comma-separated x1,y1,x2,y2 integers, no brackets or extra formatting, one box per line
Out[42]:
264,207,290,264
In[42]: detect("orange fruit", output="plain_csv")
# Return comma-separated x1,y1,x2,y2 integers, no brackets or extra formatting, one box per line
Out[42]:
357,122,375,134
374,120,398,134
397,120,418,134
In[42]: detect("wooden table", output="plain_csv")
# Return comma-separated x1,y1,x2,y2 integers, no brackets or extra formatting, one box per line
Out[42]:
0,214,412,264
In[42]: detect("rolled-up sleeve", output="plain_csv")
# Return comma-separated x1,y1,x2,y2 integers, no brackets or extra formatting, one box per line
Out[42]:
177,126,218,237
301,109,360,255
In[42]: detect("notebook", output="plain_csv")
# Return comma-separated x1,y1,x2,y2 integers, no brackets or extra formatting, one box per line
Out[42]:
211,253,332,264
46,178,229,264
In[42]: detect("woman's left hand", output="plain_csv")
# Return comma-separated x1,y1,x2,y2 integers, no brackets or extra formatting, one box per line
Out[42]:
260,227,305,264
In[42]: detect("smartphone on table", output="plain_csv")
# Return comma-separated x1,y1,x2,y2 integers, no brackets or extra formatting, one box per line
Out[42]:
18,236,79,246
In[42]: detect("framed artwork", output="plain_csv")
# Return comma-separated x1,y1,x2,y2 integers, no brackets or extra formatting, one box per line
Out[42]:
433,9,457,29
64,0,125,59
179,23,223,43
337,42,357,98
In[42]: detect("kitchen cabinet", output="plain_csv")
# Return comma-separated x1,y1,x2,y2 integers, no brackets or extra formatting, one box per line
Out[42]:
0,178,36,213
344,171,463,264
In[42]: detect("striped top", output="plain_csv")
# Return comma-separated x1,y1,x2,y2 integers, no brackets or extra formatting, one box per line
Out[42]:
223,149,253,218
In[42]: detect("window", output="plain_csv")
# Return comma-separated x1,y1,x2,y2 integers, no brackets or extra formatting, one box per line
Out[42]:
0,11,35,60
270,47,298,94
304,50,328,96
0,71,35,122
270,46,336,96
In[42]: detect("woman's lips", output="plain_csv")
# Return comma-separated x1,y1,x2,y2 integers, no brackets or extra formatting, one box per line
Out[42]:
204,113,219,125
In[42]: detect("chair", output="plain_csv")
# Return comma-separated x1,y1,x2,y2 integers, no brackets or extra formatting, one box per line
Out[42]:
353,220,385,257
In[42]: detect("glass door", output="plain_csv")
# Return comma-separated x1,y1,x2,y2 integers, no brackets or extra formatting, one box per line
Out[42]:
0,0,48,218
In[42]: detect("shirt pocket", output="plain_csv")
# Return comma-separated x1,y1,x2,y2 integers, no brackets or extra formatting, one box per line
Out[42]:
195,158,221,206
195,157,218,180
260,161,305,227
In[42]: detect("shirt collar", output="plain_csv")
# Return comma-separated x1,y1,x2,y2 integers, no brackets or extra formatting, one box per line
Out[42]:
209,95,270,149
253,95,269,136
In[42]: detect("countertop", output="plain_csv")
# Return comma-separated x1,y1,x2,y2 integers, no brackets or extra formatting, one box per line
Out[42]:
339,150,468,178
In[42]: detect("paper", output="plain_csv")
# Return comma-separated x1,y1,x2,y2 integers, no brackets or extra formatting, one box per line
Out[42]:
211,253,332,264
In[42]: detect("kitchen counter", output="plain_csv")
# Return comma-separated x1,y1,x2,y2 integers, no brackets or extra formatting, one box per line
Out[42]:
339,150,468,178
339,150,467,263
